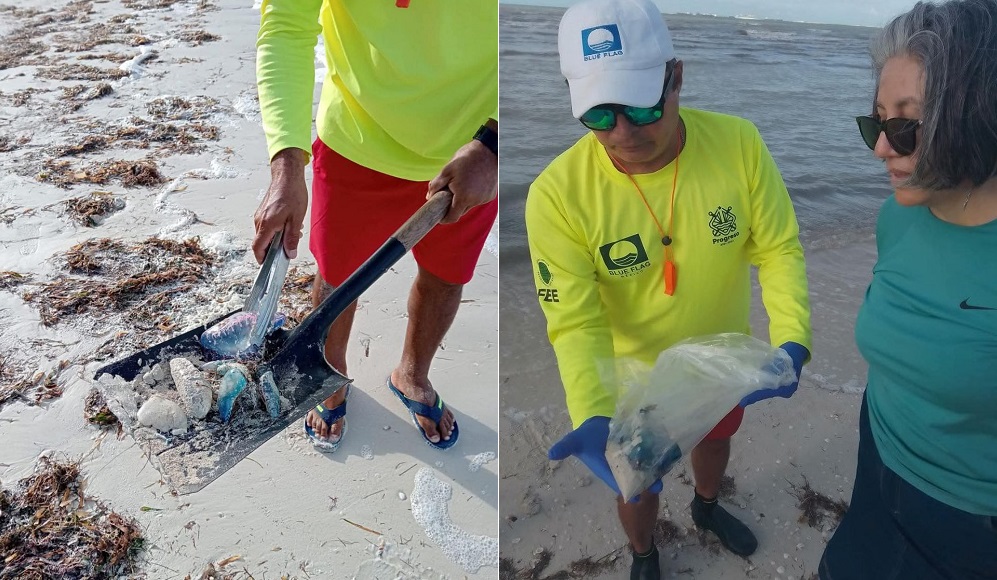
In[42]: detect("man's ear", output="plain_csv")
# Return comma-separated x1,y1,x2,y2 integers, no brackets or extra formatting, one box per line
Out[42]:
672,60,684,94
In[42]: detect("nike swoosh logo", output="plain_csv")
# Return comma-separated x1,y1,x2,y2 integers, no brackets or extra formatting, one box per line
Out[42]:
960,299,997,311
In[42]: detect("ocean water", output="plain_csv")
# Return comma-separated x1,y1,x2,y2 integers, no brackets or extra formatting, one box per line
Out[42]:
499,4,883,393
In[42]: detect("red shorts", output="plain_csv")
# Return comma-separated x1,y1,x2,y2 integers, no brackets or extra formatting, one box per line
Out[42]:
703,406,744,440
309,139,497,286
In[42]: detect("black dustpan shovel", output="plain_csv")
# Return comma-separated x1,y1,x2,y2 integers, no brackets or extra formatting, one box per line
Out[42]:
93,190,455,494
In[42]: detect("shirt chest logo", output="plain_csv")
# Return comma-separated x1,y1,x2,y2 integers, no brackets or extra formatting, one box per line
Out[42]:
709,205,740,245
599,233,651,277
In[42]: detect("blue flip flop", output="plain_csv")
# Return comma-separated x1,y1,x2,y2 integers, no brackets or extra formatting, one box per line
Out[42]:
387,378,459,450
304,384,350,453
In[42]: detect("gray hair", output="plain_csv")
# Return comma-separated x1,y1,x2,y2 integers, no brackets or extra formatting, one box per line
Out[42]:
870,0,997,190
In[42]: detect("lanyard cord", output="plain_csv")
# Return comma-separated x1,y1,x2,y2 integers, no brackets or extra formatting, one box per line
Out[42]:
610,123,683,295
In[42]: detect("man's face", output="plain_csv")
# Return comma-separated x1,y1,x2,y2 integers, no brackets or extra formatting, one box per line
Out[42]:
590,61,684,174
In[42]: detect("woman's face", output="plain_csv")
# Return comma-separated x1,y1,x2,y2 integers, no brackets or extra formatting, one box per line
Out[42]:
874,55,928,206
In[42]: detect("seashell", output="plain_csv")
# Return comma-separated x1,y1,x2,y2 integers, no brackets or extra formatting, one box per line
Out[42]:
137,395,188,433
258,370,281,418
169,358,212,420
217,363,251,422
150,362,167,381
199,311,286,360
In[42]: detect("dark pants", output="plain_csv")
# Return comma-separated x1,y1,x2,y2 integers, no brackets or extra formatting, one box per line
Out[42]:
819,396,997,580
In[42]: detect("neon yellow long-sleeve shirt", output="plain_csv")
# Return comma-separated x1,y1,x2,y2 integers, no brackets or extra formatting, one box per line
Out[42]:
525,108,812,428
256,0,498,180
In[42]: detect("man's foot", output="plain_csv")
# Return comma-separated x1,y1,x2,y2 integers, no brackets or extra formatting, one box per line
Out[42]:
630,544,660,580
389,370,455,445
691,493,758,557
304,384,348,444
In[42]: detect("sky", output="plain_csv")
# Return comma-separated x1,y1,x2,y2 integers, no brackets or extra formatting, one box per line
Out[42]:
502,0,915,28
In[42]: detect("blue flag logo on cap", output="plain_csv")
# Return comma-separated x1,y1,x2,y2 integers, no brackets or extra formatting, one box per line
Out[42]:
581,24,624,59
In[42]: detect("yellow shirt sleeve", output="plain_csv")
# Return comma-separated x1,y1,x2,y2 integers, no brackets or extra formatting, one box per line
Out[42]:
740,124,813,355
526,172,617,428
256,0,323,163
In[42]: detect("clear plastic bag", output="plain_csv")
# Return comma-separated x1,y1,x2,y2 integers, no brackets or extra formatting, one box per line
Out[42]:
604,333,796,500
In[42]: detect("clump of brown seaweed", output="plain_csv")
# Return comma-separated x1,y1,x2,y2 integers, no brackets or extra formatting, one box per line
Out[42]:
38,158,166,188
500,546,623,580
177,29,219,45
61,191,125,226
790,476,849,531
0,271,31,289
22,236,215,326
36,64,129,82
0,457,144,579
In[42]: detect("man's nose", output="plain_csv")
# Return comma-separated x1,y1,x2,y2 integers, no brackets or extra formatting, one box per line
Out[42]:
609,112,638,137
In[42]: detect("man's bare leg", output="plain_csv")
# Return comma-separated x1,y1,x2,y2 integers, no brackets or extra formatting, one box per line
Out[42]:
302,272,356,441
389,266,461,443
690,437,729,499
617,491,659,553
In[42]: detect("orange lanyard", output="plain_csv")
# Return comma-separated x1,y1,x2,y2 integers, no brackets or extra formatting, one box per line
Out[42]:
610,125,683,296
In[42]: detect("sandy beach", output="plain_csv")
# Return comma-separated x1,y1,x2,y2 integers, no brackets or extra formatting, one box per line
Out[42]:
0,1,498,578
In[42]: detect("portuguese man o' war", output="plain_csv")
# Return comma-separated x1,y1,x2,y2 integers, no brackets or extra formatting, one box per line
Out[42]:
258,370,281,418
199,311,286,360
216,362,251,423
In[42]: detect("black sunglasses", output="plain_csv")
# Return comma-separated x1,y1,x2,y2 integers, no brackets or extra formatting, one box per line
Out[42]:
579,69,675,131
856,115,922,156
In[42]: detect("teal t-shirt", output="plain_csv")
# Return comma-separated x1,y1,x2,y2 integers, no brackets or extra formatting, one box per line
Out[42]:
856,195,997,516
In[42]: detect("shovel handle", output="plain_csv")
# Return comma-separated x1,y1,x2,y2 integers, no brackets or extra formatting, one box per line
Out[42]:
396,189,454,249
265,189,457,378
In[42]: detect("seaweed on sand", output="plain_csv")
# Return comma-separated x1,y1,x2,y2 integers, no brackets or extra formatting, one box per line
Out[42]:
62,191,124,226
790,476,849,531
84,387,118,426
147,96,219,121
0,271,31,289
0,457,144,579
22,236,216,327
177,29,219,45
0,361,69,408
52,115,219,157
38,158,166,188
36,64,129,82
0,89,42,108
54,135,112,157
500,547,622,580
279,267,317,325
654,517,685,546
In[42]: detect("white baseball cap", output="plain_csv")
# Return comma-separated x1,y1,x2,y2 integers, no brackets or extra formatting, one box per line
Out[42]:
558,0,676,119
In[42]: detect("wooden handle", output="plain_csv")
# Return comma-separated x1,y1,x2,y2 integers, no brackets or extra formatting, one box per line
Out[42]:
394,189,454,250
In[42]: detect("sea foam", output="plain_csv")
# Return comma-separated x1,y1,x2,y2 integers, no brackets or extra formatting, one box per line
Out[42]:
410,468,497,574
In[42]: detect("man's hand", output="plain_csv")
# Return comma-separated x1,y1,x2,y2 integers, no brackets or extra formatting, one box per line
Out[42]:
739,341,809,407
548,416,663,502
427,122,498,224
253,148,309,264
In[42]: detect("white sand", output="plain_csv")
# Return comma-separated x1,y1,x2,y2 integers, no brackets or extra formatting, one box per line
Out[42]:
499,240,876,579
0,0,498,577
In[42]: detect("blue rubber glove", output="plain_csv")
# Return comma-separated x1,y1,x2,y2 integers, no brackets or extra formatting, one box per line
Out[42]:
739,341,809,407
548,416,663,502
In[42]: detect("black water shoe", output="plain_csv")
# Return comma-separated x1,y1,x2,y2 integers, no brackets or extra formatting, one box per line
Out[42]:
630,544,660,580
691,492,758,557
